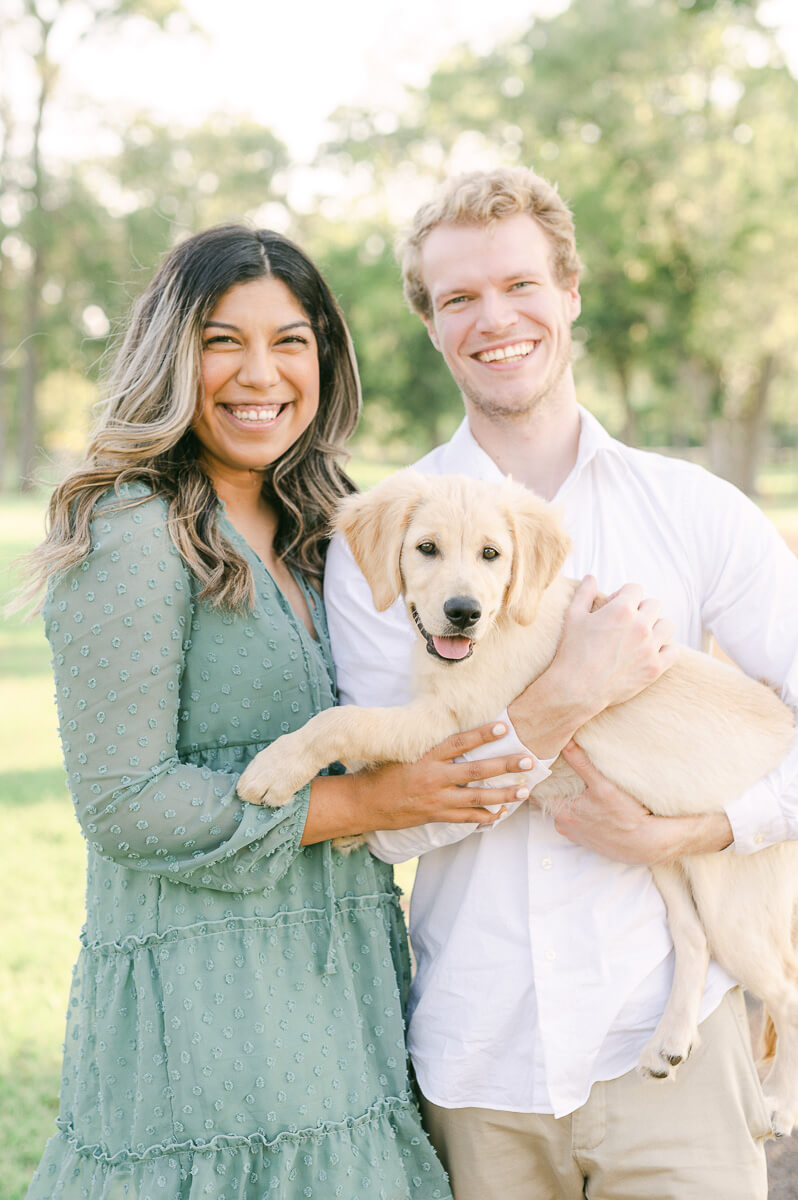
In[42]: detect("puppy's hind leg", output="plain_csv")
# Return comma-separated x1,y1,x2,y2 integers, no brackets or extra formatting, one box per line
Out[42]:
638,863,709,1079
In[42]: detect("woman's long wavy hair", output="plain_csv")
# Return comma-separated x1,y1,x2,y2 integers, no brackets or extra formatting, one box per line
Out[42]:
20,226,361,612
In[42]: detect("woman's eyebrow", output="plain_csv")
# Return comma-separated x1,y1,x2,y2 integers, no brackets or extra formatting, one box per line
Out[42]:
202,320,313,332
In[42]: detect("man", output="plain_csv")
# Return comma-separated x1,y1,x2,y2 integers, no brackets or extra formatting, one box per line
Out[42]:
324,167,798,1198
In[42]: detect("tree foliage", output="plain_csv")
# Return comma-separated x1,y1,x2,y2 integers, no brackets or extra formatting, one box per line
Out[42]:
1,0,796,490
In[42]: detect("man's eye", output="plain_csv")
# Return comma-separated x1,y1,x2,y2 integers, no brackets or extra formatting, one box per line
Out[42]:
417,542,437,556
482,546,499,560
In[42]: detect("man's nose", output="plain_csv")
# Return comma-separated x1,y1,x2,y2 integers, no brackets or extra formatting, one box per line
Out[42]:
475,290,518,334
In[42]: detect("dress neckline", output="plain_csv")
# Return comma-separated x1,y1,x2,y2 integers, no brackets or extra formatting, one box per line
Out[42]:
216,506,323,645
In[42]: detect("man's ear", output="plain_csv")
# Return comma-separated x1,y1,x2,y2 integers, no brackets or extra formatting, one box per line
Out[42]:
564,273,581,322
333,471,430,611
422,314,441,352
503,485,571,626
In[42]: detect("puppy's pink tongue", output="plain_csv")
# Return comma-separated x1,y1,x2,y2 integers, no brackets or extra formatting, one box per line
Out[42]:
432,635,472,660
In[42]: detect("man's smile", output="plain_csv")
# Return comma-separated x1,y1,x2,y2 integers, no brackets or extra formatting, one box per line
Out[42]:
473,340,540,365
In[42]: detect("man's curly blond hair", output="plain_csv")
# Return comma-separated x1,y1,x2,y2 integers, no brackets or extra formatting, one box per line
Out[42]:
397,167,583,320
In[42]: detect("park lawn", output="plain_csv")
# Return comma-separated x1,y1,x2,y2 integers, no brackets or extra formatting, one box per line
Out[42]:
1,473,796,1198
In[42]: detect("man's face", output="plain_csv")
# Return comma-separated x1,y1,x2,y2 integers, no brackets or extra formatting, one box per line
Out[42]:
419,212,581,420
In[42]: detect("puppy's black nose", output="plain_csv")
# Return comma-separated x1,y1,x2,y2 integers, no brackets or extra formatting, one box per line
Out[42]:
444,596,482,628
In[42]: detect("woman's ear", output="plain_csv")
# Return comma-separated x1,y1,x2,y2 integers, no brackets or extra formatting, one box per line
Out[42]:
333,471,430,611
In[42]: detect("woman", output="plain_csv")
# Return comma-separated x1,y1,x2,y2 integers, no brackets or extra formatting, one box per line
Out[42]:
23,226,529,1199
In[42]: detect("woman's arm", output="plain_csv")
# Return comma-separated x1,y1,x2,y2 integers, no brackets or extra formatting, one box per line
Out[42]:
300,722,539,846
47,494,315,892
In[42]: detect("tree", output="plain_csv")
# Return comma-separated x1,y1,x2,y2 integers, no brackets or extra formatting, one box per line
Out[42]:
1,0,184,491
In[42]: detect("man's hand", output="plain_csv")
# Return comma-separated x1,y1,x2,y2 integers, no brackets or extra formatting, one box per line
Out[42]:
509,576,677,759
555,741,734,864
554,576,678,714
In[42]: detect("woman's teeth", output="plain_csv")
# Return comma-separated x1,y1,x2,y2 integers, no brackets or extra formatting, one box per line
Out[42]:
226,405,283,423
476,341,537,363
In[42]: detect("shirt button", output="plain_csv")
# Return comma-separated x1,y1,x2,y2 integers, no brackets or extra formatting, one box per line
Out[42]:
753,833,766,845
544,949,556,961
541,858,553,870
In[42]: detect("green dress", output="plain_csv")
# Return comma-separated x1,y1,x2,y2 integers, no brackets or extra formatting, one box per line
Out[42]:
28,483,450,1200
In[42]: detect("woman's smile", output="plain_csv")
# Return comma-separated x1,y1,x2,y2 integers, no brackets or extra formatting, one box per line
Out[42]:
195,275,320,479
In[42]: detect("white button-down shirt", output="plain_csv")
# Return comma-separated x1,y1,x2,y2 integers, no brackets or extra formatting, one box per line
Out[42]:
323,409,798,1117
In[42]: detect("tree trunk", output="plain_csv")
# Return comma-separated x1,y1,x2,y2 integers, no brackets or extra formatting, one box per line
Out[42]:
17,15,54,491
707,354,776,494
614,357,638,446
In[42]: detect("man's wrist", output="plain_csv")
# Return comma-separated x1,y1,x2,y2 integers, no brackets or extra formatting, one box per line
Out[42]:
509,664,599,759
657,811,734,862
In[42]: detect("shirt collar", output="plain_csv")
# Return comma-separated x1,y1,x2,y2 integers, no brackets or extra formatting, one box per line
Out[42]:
446,405,621,490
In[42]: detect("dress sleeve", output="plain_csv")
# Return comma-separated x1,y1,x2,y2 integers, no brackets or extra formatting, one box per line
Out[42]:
45,492,310,892
689,472,798,852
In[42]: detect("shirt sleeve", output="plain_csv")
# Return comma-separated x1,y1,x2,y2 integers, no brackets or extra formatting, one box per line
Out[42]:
45,493,311,893
323,532,553,862
690,472,798,853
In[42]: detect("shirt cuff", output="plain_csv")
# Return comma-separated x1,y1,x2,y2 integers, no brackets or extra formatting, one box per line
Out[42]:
725,775,789,854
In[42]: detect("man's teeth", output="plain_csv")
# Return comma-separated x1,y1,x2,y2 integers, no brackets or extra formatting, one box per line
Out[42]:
227,405,282,423
476,341,537,363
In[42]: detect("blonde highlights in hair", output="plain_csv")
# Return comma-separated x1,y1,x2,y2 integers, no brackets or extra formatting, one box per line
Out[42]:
19,226,361,614
397,167,583,320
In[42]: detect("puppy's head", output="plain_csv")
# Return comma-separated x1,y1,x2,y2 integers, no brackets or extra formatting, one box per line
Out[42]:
335,474,571,663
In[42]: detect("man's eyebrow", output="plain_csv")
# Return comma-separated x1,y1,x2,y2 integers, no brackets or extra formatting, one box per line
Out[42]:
434,271,542,301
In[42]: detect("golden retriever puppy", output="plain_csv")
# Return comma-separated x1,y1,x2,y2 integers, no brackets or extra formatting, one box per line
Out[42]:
238,471,797,1135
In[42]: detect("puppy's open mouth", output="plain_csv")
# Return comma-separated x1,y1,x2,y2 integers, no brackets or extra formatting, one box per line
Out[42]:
411,606,474,663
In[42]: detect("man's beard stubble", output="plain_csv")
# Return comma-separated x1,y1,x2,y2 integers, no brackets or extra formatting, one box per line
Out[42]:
461,333,573,422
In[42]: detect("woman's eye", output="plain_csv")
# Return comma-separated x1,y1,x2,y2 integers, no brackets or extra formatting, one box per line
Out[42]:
277,334,309,346
482,546,499,560
417,542,437,556
203,335,237,347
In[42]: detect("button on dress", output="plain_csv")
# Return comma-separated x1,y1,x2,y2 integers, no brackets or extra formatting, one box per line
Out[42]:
27,483,450,1200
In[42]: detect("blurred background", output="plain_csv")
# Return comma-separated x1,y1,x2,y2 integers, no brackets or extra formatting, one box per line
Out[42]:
1,0,797,1195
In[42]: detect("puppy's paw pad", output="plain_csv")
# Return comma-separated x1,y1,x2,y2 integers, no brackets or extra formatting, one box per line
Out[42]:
766,1102,796,1139
638,1033,693,1080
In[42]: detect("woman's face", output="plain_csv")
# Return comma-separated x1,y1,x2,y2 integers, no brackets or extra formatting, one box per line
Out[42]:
194,276,320,484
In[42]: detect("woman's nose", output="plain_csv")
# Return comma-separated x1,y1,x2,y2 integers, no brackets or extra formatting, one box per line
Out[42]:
236,344,280,389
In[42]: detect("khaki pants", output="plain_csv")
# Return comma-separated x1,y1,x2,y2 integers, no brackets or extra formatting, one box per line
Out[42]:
419,989,769,1200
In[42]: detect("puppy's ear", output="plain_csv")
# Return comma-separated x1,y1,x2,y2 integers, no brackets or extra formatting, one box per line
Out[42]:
333,471,429,611
504,489,571,625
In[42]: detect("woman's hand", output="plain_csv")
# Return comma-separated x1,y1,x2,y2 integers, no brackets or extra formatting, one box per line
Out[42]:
352,721,536,830
301,722,536,845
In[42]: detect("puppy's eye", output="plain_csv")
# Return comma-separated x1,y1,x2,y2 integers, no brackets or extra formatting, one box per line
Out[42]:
417,541,437,556
482,546,500,561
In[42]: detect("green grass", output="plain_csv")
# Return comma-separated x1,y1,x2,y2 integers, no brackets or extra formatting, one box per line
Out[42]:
1,469,796,1197
0,502,86,1200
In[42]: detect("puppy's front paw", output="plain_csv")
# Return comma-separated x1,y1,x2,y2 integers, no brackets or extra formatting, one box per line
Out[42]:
332,835,365,854
238,741,306,808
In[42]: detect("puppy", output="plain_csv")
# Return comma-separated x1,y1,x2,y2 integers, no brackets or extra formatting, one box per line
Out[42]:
238,471,798,1135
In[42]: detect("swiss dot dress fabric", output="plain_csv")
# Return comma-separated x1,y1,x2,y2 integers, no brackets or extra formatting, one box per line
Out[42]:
28,483,450,1200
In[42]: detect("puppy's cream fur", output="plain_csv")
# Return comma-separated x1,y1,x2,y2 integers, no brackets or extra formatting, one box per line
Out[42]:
238,472,798,1135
